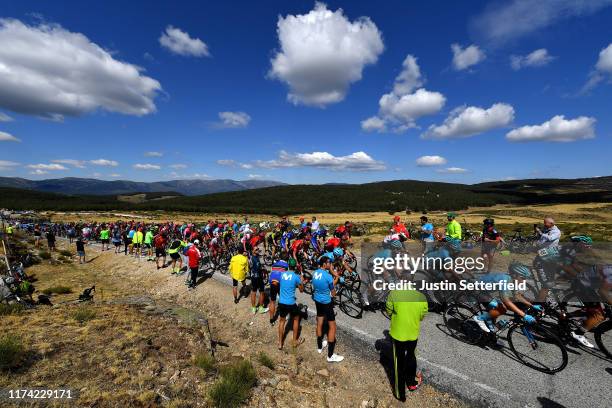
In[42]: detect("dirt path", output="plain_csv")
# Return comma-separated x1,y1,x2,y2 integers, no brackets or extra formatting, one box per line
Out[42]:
31,239,467,407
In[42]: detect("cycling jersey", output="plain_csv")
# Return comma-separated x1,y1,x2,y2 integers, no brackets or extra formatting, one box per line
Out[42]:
326,237,341,249
270,260,288,285
229,253,249,282
279,270,301,305
312,268,334,304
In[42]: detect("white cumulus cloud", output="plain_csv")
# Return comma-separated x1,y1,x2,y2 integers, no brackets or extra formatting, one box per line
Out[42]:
362,55,445,133
253,150,385,171
0,160,19,170
90,159,118,167
423,103,515,140
510,48,555,70
159,26,210,57
269,2,384,107
52,159,86,168
0,130,20,142
0,112,13,122
0,18,162,120
506,115,596,142
27,163,67,171
451,44,486,71
133,163,161,170
582,43,612,92
416,155,447,167
217,111,251,128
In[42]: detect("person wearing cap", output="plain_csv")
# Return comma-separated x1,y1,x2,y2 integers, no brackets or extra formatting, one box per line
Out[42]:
386,288,428,400
445,212,462,240
249,248,268,314
186,241,201,289
229,247,250,304
277,257,304,349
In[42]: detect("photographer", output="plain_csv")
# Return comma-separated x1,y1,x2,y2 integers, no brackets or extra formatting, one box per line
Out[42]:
535,216,561,249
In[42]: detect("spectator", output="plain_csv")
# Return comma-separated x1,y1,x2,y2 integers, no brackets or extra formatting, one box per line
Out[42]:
46,228,56,251
445,212,462,240
186,241,201,289
277,258,304,350
419,216,434,253
481,218,501,272
249,249,268,314
536,216,561,248
311,216,320,232
76,236,86,264
229,247,249,304
386,288,428,401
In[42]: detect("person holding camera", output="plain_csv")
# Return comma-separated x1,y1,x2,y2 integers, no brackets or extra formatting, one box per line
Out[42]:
535,216,561,249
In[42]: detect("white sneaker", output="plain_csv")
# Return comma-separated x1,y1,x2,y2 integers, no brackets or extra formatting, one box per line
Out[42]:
571,331,594,348
327,353,344,363
258,306,269,314
317,340,328,354
472,315,491,333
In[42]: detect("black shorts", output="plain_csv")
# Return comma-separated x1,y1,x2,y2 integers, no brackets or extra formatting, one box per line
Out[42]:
144,243,152,249
155,248,166,257
170,252,180,260
251,276,265,292
269,283,279,301
232,278,246,287
101,239,109,244
113,241,121,247
278,303,299,319
315,301,335,321
133,243,141,249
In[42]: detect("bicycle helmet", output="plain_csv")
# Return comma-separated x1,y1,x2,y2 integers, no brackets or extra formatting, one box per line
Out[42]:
287,258,297,269
483,218,494,225
508,261,531,279
333,247,344,258
570,235,593,245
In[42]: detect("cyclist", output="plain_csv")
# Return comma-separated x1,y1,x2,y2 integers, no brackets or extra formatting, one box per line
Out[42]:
277,258,305,350
472,262,542,336
312,256,344,362
291,236,310,270
481,218,501,272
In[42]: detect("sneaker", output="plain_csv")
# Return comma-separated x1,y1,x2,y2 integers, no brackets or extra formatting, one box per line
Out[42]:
251,307,257,314
407,372,423,392
234,298,239,304
570,331,595,348
327,353,344,363
258,306,269,314
317,340,328,354
473,315,491,333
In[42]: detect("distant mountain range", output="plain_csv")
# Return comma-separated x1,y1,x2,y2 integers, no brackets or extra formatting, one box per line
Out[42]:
0,177,285,196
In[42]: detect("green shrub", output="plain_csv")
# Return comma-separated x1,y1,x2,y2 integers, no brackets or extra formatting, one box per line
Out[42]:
72,306,96,323
38,251,51,260
59,249,73,257
0,303,24,316
193,352,216,374
257,351,274,370
0,335,26,370
209,359,257,408
42,286,72,295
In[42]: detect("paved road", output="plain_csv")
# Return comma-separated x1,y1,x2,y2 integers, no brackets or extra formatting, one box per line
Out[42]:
209,267,611,408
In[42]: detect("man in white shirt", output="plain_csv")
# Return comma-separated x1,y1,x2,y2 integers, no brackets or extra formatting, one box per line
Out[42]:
311,216,320,232
536,216,561,248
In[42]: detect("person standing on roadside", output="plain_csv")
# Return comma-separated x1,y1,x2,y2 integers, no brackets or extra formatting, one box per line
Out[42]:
167,237,186,274
312,256,344,362
277,258,304,350
186,240,201,289
132,227,144,258
419,216,434,254
445,212,461,240
535,216,561,249
144,228,154,261
46,228,56,251
481,218,501,272
99,224,110,251
112,227,122,254
34,224,42,248
386,288,428,401
154,231,167,270
269,255,288,325
76,235,86,264
229,247,249,304
249,249,268,314
127,226,136,255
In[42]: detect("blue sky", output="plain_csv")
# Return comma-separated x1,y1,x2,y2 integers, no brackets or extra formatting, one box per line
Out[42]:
0,0,610,184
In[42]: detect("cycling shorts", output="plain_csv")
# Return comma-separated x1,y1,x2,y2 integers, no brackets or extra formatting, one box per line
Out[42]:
155,248,166,257
251,276,265,292
232,278,246,287
315,301,335,321
269,283,279,301
278,303,299,318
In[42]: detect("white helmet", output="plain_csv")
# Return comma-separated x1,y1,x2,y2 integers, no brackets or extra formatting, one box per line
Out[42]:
194,239,200,245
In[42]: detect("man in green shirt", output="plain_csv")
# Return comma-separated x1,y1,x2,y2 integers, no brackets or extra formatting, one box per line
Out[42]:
144,229,154,261
386,289,428,401
99,225,110,252
445,212,462,240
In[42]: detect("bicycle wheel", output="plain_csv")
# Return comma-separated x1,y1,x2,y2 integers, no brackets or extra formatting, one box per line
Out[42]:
507,324,568,373
338,285,364,319
594,319,611,359
302,271,313,295
443,302,483,345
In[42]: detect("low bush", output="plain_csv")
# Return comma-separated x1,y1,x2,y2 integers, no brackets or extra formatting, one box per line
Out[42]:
193,352,216,374
72,306,96,323
59,249,73,257
0,335,26,370
38,251,51,260
209,359,257,408
257,351,274,370
0,303,25,316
